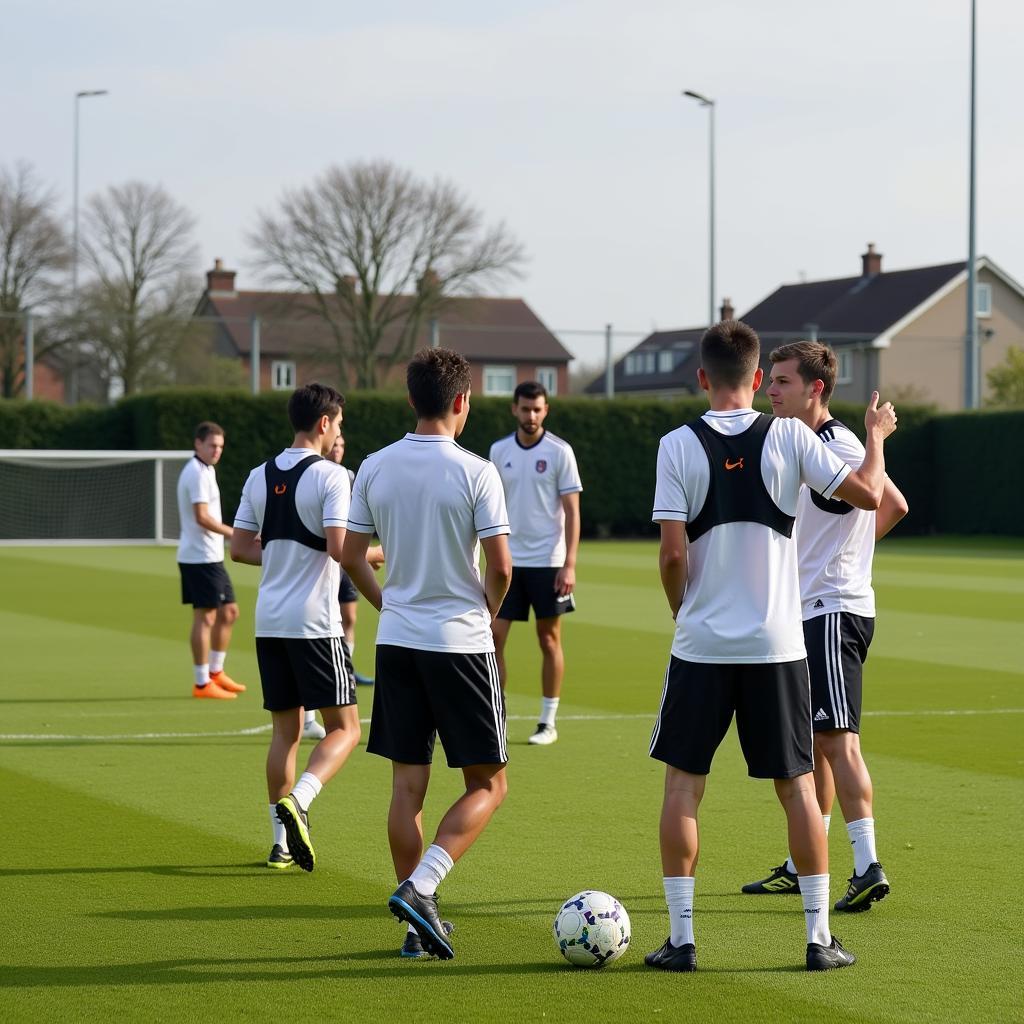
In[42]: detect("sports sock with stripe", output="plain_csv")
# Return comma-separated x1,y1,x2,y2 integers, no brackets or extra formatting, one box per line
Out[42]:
303,710,317,728
799,873,831,946
209,650,226,674
663,876,695,947
540,697,560,728
409,844,454,896
846,817,877,875
193,664,210,686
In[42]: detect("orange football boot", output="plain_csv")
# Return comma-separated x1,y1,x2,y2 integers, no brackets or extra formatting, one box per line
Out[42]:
210,670,246,693
193,680,237,700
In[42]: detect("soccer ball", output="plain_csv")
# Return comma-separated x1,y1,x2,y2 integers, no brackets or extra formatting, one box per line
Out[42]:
552,890,631,967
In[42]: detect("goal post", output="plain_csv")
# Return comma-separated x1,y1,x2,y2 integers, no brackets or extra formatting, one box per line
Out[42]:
0,450,195,546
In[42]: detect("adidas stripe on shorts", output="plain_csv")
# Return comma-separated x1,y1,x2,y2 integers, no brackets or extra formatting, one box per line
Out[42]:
803,612,874,733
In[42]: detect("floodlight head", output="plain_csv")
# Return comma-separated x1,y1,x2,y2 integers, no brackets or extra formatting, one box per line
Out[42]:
76,89,109,98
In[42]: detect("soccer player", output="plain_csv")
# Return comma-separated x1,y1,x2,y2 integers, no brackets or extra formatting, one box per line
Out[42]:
646,320,897,973
302,433,385,741
230,383,361,872
342,347,512,960
740,341,908,911
489,382,582,745
176,421,245,700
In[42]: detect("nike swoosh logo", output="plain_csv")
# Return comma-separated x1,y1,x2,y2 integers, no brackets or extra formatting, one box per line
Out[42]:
724,458,744,470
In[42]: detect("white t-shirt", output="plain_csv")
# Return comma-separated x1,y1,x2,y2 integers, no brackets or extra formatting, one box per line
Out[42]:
795,421,876,620
234,449,350,638
347,433,510,654
176,456,224,564
489,430,583,567
652,409,851,664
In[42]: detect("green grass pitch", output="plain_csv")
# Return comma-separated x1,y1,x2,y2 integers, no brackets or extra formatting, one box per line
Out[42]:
1,538,1022,1023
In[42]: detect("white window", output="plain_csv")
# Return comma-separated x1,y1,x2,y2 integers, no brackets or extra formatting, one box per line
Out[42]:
836,350,852,385
536,366,558,396
624,354,637,375
658,350,674,373
271,360,296,390
483,364,516,396
976,282,992,318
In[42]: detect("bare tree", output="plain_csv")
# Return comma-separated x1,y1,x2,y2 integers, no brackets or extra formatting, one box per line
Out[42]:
79,181,198,395
249,160,525,388
0,162,70,397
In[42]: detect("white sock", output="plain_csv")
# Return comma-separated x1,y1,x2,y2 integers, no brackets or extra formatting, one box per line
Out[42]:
269,804,287,850
209,650,226,674
847,817,877,875
304,710,317,727
799,873,831,946
663,876,695,947
408,844,454,896
290,772,322,811
540,697,560,728
193,664,210,686
347,639,356,657
786,815,830,874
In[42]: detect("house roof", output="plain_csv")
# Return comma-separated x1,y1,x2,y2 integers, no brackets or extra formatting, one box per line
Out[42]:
196,289,572,363
583,327,704,395
742,260,966,337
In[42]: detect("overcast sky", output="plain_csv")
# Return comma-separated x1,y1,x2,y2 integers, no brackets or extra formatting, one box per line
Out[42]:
4,0,1022,365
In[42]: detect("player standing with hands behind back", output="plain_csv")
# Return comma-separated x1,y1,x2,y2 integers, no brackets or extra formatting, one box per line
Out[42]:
489,382,582,745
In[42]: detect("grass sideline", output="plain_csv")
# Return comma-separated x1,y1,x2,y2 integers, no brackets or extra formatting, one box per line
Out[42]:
1,537,1022,1023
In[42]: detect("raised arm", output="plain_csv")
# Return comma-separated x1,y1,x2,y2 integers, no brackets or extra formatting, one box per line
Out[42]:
832,392,898,510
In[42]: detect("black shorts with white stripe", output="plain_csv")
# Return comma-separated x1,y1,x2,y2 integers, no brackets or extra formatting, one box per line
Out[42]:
803,612,874,733
256,635,357,712
368,645,507,768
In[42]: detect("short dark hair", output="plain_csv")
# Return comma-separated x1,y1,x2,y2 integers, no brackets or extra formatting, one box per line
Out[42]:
513,381,548,404
769,341,838,404
287,382,345,432
194,421,224,441
407,347,472,418
700,319,761,389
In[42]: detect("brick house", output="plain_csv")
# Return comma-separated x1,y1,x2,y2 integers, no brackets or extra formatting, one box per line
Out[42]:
193,262,572,397
589,246,1024,409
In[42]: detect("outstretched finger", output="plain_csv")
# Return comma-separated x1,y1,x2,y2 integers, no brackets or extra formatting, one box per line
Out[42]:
868,390,879,410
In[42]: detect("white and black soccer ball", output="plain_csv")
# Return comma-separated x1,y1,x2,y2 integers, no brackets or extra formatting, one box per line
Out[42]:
552,890,631,967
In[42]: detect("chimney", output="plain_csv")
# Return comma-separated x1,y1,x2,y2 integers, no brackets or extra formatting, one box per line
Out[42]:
719,297,735,321
418,269,441,294
861,243,882,278
206,258,237,296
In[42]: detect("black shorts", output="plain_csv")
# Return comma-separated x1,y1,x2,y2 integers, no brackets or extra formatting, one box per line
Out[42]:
338,570,359,605
179,562,236,609
256,636,356,711
367,645,506,768
497,566,575,621
649,656,813,780
804,613,874,734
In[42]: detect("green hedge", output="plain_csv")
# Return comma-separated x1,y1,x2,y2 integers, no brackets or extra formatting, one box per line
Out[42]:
2,392,1021,536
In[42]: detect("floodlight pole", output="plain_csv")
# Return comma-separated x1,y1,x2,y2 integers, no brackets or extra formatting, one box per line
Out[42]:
71,88,109,405
964,0,979,409
683,89,716,329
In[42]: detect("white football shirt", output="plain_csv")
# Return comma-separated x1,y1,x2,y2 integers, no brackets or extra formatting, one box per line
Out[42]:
234,449,350,638
488,430,583,567
652,409,851,664
795,421,876,620
176,456,224,564
347,433,510,653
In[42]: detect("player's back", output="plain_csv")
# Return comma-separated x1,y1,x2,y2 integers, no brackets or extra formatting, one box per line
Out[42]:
351,433,508,653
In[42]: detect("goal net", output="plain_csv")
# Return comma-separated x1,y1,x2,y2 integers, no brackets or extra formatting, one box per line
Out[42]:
0,450,194,545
